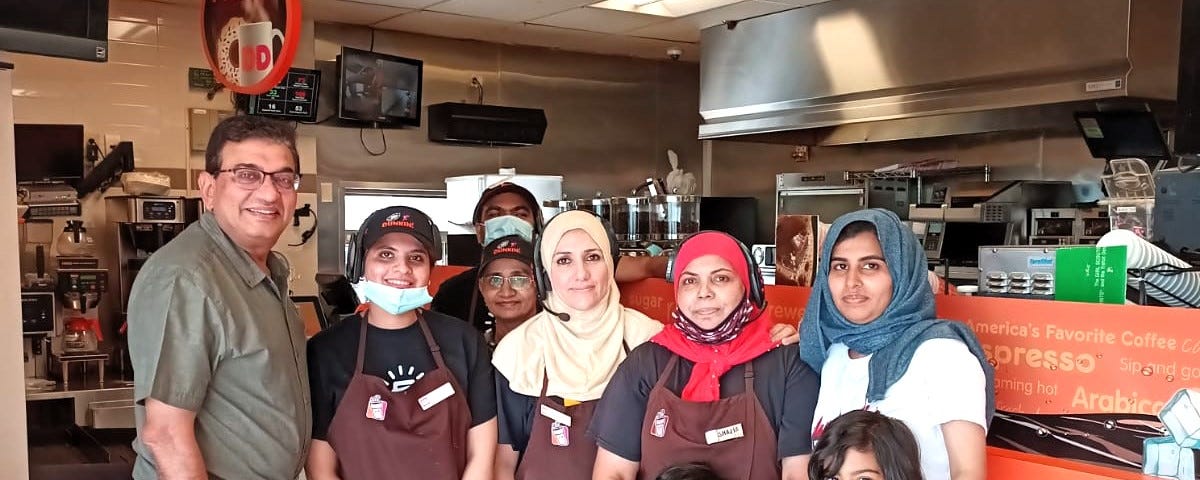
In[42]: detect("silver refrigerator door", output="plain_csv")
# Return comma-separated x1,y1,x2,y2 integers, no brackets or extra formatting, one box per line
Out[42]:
776,188,865,224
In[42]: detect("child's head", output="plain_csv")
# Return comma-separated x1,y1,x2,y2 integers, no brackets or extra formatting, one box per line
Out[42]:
656,462,724,480
809,410,923,480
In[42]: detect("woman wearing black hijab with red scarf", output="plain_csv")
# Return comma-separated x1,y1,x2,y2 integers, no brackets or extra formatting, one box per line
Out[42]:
591,231,819,480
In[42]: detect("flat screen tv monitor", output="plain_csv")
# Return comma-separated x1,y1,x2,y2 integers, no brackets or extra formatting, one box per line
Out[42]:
338,46,423,127
15,124,84,185
0,0,109,62
247,67,321,123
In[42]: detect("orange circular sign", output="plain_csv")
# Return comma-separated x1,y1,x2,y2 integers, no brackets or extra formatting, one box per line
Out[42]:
201,0,302,95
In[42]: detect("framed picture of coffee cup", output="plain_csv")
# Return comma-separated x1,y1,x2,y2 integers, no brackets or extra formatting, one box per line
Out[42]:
291,295,330,338
202,0,302,94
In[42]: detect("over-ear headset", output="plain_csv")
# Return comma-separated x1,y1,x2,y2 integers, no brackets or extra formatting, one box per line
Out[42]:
532,209,619,320
344,207,444,282
667,230,766,309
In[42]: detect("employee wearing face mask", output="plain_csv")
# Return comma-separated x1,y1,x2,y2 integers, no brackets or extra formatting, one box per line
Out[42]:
306,206,497,480
433,183,541,333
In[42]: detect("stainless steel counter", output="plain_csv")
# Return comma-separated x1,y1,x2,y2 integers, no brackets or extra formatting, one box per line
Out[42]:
27,375,135,429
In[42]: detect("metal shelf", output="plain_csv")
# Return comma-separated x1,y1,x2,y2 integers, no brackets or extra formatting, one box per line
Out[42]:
845,165,992,182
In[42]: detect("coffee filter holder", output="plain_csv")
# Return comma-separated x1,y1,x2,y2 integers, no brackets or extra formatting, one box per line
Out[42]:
1099,158,1156,240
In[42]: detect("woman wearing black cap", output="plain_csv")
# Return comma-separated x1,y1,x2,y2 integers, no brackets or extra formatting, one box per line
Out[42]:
306,206,497,480
477,234,540,347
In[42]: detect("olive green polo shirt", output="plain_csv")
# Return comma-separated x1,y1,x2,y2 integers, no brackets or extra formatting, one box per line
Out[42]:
128,212,311,480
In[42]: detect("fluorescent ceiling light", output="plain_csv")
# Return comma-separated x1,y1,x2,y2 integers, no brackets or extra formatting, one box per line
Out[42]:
588,0,744,18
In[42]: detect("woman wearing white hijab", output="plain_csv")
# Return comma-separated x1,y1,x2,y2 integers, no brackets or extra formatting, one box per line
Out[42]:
492,211,662,480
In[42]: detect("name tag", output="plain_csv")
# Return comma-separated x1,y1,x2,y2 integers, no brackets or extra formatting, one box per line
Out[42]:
418,382,454,411
704,423,744,445
540,404,573,427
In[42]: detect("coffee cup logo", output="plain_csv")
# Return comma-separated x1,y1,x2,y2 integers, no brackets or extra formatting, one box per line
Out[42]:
237,22,284,86
203,0,302,94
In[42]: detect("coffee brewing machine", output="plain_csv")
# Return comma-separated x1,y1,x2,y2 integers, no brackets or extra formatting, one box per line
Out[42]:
19,217,112,387
106,195,200,379
51,257,111,388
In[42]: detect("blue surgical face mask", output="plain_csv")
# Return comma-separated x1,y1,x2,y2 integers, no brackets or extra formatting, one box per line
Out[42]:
483,215,534,244
354,280,433,315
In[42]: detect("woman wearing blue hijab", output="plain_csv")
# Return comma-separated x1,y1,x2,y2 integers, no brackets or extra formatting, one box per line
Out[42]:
799,209,994,480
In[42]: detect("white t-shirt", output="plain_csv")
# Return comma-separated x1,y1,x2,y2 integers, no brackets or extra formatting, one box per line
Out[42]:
811,338,988,480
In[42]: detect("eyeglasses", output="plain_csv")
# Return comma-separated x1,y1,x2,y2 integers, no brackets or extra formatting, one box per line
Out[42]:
479,274,533,291
216,167,301,191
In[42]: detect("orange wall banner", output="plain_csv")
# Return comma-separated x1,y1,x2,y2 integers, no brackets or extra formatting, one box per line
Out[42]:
937,295,1200,416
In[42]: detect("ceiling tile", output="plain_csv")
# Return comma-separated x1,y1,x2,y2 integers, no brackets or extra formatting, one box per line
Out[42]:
340,0,444,7
531,7,668,35
758,0,831,6
372,10,516,43
305,0,413,24
625,0,788,42
502,23,611,51
504,23,697,61
428,0,595,23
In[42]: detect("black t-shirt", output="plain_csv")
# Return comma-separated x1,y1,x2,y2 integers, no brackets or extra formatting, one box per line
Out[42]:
431,266,492,333
306,310,496,441
589,342,819,462
495,372,540,453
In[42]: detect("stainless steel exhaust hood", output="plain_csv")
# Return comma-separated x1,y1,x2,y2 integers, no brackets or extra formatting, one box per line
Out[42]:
698,0,1182,144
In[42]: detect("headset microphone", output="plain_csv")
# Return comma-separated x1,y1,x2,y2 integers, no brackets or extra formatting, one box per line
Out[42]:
541,303,571,322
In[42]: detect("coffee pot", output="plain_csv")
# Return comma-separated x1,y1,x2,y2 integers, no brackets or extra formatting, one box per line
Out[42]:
61,317,101,354
56,220,96,257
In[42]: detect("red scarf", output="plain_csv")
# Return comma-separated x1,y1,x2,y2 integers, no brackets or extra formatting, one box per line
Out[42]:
651,312,779,401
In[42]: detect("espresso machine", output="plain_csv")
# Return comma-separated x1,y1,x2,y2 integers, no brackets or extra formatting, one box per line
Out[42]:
106,195,199,379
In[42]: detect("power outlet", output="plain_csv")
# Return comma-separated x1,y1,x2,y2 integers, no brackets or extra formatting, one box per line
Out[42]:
104,134,121,150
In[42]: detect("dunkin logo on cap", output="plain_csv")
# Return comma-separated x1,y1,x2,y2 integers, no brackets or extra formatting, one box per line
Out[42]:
492,240,523,255
381,212,415,229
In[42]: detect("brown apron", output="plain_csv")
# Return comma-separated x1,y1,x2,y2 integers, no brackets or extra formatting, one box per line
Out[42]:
516,342,629,480
638,355,780,480
326,313,472,479
514,372,600,480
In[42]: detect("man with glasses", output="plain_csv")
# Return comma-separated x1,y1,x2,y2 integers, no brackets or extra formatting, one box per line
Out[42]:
476,235,538,347
127,115,311,480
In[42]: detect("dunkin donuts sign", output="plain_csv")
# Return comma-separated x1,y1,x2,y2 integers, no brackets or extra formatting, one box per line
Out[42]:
202,0,302,94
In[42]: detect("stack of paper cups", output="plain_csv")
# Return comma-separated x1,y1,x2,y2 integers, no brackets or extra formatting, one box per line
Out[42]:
1097,229,1200,307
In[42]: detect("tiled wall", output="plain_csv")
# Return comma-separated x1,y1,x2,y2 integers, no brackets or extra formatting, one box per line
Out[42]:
13,0,227,171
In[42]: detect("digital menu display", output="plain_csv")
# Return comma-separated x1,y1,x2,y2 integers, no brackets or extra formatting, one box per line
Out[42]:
248,68,320,123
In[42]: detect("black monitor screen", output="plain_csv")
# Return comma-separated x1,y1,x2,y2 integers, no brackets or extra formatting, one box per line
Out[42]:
1075,111,1170,160
247,68,321,123
15,124,84,184
941,222,1009,266
338,47,423,126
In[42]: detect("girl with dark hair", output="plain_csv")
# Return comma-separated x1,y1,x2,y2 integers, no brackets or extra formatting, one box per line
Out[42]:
799,209,995,480
808,410,924,480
